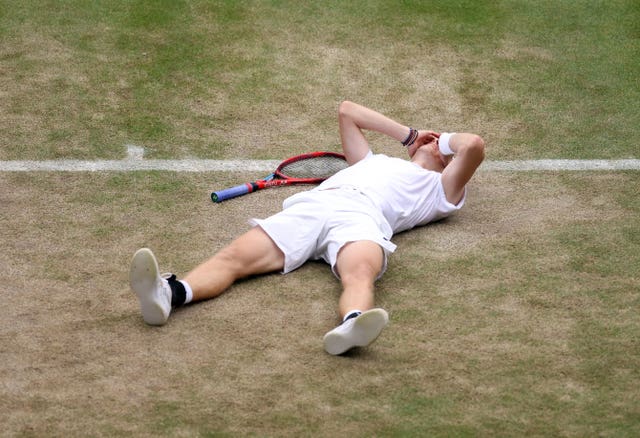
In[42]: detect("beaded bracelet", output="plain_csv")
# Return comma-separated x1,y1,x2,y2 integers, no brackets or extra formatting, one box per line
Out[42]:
402,128,418,147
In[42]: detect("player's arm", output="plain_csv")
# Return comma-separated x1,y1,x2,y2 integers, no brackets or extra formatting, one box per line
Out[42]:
439,133,485,205
338,101,416,165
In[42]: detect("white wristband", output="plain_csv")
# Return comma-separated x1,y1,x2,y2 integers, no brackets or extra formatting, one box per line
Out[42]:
438,132,455,156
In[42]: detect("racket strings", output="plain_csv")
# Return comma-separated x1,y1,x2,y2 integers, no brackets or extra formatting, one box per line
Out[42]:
280,156,347,179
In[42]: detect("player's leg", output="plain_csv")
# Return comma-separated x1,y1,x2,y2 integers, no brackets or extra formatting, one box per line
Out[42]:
184,226,284,301
130,226,284,326
335,240,384,318
323,240,389,355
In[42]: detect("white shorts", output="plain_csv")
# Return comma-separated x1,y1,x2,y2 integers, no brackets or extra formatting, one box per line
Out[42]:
250,188,397,279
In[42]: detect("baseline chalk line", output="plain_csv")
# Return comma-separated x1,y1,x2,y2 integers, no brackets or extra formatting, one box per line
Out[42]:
0,145,638,172
480,159,640,171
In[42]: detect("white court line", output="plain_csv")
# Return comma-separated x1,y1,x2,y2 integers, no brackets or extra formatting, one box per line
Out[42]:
481,159,640,171
0,145,638,172
0,159,282,172
2,159,639,172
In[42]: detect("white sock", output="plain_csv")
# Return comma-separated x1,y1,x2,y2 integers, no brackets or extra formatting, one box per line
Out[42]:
180,280,193,304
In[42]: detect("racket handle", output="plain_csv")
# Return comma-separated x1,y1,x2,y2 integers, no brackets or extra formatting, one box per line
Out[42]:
211,183,254,203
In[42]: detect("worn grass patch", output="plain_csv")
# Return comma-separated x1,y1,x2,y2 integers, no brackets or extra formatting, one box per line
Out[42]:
1,0,639,436
1,171,639,436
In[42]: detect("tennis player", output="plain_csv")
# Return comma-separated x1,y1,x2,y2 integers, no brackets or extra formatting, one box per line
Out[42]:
130,101,485,355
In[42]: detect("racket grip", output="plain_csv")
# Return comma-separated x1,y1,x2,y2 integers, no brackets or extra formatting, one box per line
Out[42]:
211,183,253,203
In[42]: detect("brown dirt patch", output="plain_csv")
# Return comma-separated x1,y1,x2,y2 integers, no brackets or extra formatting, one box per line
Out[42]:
1,169,638,435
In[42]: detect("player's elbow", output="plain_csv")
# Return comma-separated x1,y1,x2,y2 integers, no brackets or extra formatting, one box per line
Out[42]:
338,100,356,118
461,134,485,163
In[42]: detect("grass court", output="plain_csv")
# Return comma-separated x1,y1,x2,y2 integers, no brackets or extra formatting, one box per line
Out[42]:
1,1,638,436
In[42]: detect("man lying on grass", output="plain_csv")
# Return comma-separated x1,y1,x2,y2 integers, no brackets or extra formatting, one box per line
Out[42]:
129,100,485,355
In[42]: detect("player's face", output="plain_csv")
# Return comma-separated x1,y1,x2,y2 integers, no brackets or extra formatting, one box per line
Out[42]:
415,140,451,172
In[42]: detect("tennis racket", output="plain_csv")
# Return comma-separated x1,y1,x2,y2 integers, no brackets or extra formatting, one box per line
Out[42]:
211,151,348,203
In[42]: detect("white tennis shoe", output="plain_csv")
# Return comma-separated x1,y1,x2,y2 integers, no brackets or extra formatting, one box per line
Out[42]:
323,308,389,355
130,248,172,326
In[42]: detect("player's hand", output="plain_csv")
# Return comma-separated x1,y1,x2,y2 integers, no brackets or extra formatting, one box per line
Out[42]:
407,130,440,158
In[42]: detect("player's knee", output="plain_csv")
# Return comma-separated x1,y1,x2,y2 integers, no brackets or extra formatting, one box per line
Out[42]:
337,242,384,283
340,261,380,287
215,231,284,277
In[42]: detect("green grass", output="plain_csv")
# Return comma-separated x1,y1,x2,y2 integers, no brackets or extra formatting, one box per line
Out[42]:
1,1,639,437
1,0,638,160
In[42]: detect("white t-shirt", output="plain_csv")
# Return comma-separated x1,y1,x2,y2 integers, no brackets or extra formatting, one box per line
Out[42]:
314,152,465,234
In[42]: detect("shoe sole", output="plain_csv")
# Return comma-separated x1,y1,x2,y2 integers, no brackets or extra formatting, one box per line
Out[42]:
129,248,168,326
323,308,389,355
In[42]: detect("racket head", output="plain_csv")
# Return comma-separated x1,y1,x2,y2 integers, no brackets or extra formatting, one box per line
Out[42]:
275,152,348,183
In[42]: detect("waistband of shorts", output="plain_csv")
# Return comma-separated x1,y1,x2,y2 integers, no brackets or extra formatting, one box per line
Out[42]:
290,185,385,222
